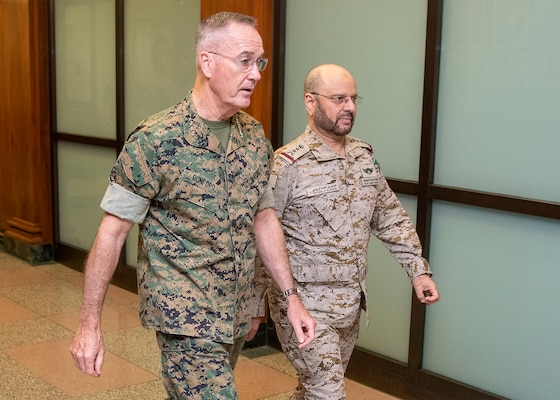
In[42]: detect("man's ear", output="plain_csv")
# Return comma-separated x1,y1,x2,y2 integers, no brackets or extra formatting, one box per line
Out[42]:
199,52,212,78
304,93,316,115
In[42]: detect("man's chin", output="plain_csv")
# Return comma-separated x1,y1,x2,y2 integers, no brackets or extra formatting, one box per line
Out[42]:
236,96,252,109
337,123,353,135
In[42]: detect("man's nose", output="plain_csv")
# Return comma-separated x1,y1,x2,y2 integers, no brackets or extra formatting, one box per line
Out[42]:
248,63,262,81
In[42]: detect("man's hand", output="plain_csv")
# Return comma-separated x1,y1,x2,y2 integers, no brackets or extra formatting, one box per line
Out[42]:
68,213,133,377
246,317,262,341
412,274,440,306
286,295,316,348
253,208,316,346
69,326,105,377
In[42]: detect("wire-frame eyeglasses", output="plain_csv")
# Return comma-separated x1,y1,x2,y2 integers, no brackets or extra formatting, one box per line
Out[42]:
208,51,268,72
310,92,363,105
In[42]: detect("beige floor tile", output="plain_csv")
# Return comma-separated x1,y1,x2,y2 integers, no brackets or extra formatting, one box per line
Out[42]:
0,266,57,287
4,337,159,397
0,280,85,316
104,326,162,377
251,352,298,378
49,304,142,333
77,380,167,400
0,352,70,400
0,294,38,323
259,393,292,400
39,263,86,288
0,252,34,269
346,379,400,400
0,250,405,400
234,358,298,400
0,317,72,350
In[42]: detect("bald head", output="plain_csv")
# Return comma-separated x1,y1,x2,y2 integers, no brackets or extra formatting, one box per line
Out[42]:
304,64,356,95
303,64,359,141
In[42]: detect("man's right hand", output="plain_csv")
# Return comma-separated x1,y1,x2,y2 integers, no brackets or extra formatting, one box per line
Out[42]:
69,326,105,377
287,295,316,348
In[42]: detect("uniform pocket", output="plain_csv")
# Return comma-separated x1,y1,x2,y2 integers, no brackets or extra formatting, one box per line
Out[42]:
312,199,346,232
293,262,355,283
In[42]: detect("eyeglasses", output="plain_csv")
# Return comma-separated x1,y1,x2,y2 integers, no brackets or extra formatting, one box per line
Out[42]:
208,51,268,72
310,92,363,105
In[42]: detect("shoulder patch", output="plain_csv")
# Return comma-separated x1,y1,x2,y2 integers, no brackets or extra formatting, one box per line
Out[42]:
348,136,373,154
276,142,309,165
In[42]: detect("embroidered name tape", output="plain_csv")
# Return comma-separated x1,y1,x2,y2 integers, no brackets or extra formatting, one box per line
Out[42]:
361,176,378,186
306,183,339,197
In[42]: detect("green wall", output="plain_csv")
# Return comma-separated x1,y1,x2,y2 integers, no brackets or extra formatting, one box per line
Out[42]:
284,1,560,399
284,0,428,363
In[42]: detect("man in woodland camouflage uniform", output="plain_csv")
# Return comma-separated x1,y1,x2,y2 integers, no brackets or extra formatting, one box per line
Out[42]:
70,12,315,399
249,64,440,400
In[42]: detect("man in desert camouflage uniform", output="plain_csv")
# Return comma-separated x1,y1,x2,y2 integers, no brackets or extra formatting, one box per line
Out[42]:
70,12,315,399
249,64,440,400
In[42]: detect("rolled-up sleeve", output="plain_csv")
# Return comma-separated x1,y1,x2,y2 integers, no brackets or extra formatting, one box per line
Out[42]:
100,182,150,224
257,182,275,211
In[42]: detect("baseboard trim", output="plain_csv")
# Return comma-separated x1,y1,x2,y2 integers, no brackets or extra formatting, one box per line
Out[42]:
3,234,53,265
345,347,509,400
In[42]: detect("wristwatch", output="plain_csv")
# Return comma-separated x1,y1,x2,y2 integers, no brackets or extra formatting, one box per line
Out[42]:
281,287,299,300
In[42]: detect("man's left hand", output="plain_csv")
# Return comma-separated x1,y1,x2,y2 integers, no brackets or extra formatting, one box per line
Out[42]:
412,274,440,305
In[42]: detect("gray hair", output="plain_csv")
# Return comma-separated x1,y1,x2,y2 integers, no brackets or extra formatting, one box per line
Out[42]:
195,12,257,63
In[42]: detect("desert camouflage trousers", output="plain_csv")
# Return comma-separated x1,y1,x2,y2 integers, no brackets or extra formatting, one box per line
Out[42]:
275,317,360,400
156,332,245,399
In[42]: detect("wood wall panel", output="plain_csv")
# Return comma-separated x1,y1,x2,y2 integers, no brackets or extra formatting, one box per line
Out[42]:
0,0,52,245
200,0,274,140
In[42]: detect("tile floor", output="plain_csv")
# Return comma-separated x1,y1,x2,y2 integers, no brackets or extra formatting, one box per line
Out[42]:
0,248,400,400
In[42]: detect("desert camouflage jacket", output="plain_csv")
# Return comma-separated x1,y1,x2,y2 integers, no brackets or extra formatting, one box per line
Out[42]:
253,127,431,323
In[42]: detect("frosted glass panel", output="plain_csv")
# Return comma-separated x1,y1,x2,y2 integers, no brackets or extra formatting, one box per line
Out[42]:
123,0,200,267
284,0,427,180
435,0,560,202
58,142,116,250
356,195,417,362
124,0,199,134
424,202,560,399
55,0,116,138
